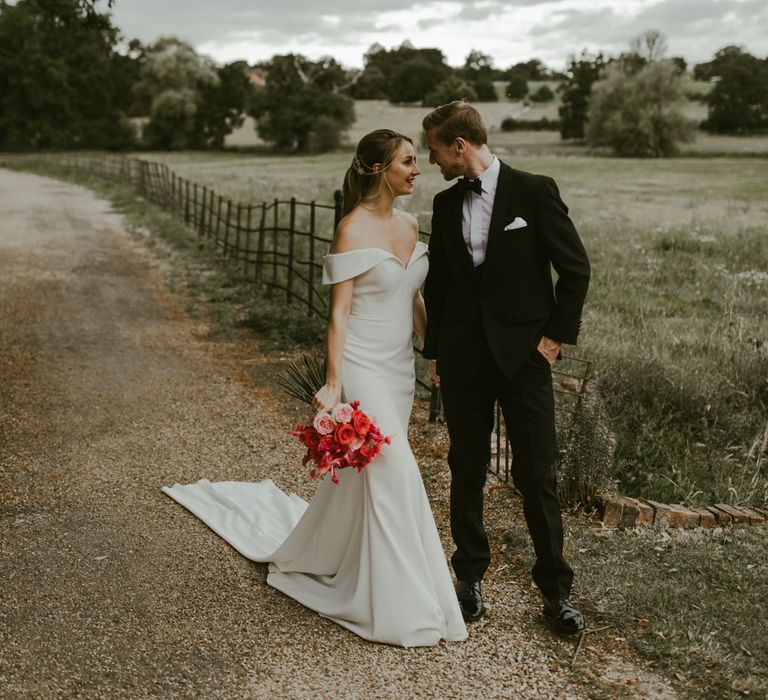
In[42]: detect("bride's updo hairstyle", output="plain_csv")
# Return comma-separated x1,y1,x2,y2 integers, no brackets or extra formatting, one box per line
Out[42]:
342,129,413,217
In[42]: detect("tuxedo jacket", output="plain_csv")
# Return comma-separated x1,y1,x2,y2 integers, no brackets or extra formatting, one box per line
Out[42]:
422,161,591,382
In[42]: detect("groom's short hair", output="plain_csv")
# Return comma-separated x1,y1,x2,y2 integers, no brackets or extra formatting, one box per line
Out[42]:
422,101,487,146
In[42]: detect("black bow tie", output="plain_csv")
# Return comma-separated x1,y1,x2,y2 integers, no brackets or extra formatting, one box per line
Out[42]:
459,177,482,195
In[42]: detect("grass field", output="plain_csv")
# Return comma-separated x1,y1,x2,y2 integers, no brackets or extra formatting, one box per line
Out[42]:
225,98,712,152
142,144,768,510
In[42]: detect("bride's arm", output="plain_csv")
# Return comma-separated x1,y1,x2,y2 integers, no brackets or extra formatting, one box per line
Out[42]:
312,280,353,413
313,218,357,413
413,290,427,347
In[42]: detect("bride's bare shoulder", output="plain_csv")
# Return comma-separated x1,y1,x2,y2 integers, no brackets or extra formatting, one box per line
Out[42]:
330,210,368,254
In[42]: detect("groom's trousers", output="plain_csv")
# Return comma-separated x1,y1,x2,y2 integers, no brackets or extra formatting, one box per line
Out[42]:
439,336,574,601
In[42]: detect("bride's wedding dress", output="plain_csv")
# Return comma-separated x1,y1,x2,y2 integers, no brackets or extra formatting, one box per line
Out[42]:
163,241,467,647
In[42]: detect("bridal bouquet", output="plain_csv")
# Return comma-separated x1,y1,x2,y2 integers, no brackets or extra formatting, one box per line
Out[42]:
291,401,390,485
278,355,390,485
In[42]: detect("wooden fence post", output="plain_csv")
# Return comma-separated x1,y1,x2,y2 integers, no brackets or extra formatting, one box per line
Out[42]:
184,180,191,225
244,204,253,276
287,197,296,305
207,188,215,239
333,189,343,230
198,186,208,242
308,201,316,316
193,183,199,232
255,203,266,282
223,199,232,257
215,195,223,243
271,198,279,294
235,203,243,263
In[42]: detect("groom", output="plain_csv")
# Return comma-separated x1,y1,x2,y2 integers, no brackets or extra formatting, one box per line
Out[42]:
421,102,590,634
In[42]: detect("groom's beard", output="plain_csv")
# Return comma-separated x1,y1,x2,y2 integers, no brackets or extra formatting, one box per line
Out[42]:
439,162,463,181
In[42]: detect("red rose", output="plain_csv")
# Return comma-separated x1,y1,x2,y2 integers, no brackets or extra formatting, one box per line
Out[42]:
317,435,333,452
351,410,371,436
333,422,356,447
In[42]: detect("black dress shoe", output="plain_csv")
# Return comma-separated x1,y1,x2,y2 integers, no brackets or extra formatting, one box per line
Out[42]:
543,597,585,635
455,580,484,622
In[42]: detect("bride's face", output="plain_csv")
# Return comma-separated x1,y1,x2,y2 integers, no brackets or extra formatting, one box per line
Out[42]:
382,141,421,197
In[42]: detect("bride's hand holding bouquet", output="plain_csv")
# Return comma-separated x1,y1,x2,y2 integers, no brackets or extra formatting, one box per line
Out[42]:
278,355,391,485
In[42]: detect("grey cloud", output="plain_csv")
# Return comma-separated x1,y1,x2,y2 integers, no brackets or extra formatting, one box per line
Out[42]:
457,2,504,22
527,0,768,65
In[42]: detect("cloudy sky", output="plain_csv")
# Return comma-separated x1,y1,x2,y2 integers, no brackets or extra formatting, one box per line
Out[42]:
110,0,768,70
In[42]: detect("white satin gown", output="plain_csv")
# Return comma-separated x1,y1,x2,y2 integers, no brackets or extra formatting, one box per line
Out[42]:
162,241,467,647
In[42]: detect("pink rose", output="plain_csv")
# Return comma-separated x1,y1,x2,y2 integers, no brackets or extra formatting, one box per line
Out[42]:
332,403,354,423
313,412,334,435
349,435,364,451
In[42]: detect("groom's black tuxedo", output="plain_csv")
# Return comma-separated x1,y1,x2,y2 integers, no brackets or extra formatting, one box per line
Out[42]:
423,161,590,380
423,160,590,600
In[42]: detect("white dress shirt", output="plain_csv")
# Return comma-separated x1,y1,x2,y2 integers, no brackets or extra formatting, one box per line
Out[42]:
461,155,500,266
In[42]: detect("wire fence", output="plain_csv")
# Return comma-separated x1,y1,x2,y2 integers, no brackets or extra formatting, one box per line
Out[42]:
0,151,592,484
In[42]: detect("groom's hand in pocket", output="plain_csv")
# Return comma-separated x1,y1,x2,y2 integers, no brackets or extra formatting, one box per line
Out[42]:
537,336,561,365
428,360,440,388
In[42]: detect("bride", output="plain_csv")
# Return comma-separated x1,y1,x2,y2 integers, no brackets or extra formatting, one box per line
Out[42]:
163,129,467,648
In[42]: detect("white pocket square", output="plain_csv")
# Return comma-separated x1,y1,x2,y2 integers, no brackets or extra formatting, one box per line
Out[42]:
504,217,527,231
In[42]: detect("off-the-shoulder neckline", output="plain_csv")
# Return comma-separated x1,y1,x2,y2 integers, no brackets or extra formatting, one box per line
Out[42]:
324,240,427,269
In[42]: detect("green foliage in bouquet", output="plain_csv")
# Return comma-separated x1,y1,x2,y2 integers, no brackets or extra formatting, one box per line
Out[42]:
277,354,327,405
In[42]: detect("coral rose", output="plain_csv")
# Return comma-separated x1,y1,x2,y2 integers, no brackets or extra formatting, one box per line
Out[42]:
351,410,371,436
334,422,356,447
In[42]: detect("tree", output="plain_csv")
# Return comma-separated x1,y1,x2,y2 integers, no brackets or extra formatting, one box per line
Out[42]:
196,61,255,148
462,50,494,80
630,29,668,62
558,51,606,139
472,79,498,102
423,76,478,107
0,0,136,149
505,74,528,100
529,85,555,102
249,54,354,152
586,60,694,156
702,49,768,133
133,37,221,149
693,45,745,80
390,57,448,103
354,44,451,104
504,59,548,81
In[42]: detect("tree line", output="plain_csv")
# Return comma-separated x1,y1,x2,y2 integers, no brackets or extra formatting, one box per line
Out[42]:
0,0,766,155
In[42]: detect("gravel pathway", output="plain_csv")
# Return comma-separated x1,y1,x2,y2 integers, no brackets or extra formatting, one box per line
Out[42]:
0,168,677,699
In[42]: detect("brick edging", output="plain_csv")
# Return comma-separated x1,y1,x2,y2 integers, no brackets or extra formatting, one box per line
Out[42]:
598,494,768,529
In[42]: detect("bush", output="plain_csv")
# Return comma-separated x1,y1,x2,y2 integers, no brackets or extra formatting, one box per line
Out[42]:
473,78,498,102
505,75,528,100
558,385,617,507
529,85,555,102
307,116,345,153
500,117,561,131
423,76,478,107
586,60,694,156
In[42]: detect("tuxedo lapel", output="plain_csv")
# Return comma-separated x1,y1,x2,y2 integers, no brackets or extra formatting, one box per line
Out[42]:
485,161,514,257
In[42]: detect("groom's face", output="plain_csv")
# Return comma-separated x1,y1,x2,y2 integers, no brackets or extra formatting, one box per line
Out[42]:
425,129,465,181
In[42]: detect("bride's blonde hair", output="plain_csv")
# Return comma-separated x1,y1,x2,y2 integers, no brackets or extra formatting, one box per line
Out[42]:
341,129,413,217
